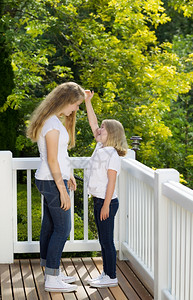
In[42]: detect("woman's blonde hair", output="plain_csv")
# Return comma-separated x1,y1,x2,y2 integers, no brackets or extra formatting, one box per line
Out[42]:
26,82,85,148
102,119,128,156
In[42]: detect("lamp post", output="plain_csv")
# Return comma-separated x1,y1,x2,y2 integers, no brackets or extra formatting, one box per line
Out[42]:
130,136,142,158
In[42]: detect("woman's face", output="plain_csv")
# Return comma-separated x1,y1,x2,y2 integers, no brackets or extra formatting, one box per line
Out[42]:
96,122,108,145
59,99,83,117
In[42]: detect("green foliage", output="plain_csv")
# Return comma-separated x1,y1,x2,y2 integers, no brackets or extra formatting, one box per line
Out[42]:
0,0,20,154
168,0,193,18
1,0,193,186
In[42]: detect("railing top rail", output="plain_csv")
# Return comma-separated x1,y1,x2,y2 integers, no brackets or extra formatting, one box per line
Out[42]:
121,157,154,188
12,157,90,170
12,157,41,170
162,181,193,213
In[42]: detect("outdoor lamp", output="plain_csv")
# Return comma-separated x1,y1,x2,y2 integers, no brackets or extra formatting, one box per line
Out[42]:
130,136,142,152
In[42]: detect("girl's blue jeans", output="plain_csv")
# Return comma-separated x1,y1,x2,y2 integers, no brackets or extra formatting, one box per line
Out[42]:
35,179,71,276
93,197,119,279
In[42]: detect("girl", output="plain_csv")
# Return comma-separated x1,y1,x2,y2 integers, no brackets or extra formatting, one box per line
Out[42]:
27,82,87,293
85,91,128,288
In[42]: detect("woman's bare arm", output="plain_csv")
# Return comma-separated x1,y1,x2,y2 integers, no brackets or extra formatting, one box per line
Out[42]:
46,129,71,210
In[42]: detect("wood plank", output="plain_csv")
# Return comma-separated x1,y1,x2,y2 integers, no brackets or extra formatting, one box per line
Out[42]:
30,259,51,300
49,291,64,300
61,258,83,300
64,258,89,299
0,264,13,299
116,263,140,300
0,257,154,300
82,257,115,300
117,260,154,300
92,257,128,300
10,260,25,300
20,259,38,300
82,257,99,281
71,257,102,300
125,260,154,297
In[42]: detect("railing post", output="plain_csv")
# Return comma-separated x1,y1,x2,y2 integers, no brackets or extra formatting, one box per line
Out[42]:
118,166,127,260
118,149,135,260
0,151,13,263
154,169,179,300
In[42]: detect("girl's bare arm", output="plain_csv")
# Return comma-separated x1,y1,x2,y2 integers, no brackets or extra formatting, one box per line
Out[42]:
85,90,99,138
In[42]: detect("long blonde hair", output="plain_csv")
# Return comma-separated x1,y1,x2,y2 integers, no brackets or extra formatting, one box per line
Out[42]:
26,82,85,148
102,119,128,156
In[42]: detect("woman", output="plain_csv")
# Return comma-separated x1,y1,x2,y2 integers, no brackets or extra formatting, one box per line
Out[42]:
27,82,86,293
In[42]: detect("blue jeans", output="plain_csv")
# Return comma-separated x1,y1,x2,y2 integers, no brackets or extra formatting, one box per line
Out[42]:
94,197,119,279
35,179,71,276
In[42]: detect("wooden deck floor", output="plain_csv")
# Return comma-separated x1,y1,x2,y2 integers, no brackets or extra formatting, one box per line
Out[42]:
0,257,154,300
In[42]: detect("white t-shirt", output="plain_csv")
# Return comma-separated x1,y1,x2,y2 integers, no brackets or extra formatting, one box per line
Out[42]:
86,142,121,199
35,115,71,180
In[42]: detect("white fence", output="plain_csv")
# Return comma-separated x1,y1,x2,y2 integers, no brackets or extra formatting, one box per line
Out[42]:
0,150,193,300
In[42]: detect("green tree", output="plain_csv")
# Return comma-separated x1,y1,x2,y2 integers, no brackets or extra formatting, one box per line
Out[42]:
0,0,19,154
154,1,193,186
162,35,193,187
168,0,193,18
1,0,193,185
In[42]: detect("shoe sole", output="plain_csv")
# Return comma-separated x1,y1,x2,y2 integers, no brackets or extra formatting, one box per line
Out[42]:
45,277,76,284
90,283,118,288
63,278,76,284
45,286,77,292
87,279,99,285
87,276,104,285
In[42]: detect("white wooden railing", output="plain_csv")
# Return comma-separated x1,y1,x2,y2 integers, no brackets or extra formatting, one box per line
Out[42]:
0,150,193,300
12,156,101,253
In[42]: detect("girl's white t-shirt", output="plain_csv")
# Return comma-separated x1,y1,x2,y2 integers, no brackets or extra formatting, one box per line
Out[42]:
86,142,121,199
35,115,71,180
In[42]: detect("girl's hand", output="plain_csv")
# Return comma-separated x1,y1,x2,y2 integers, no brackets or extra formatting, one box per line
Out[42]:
60,189,71,211
85,90,94,102
68,174,77,191
100,204,110,221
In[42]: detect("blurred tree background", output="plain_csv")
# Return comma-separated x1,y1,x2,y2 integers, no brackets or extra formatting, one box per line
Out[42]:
0,0,193,242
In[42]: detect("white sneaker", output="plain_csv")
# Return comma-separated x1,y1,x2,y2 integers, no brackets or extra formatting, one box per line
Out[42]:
59,269,76,283
89,275,118,288
45,269,76,284
87,271,105,285
45,274,77,292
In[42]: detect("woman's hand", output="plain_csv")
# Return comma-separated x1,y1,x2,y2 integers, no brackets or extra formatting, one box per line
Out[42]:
60,188,71,210
68,174,77,191
85,90,94,102
100,204,110,221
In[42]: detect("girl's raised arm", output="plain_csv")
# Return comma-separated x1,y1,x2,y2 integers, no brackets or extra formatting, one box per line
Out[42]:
85,90,99,139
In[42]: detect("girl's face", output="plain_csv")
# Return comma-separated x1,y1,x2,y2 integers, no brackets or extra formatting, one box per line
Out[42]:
59,99,83,117
96,123,108,145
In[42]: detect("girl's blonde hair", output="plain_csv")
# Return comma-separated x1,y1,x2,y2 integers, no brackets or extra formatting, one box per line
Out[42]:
102,119,128,156
26,82,85,148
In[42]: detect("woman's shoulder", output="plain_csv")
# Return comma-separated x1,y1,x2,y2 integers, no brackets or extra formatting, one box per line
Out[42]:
44,115,62,128
44,115,59,124
41,115,62,136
